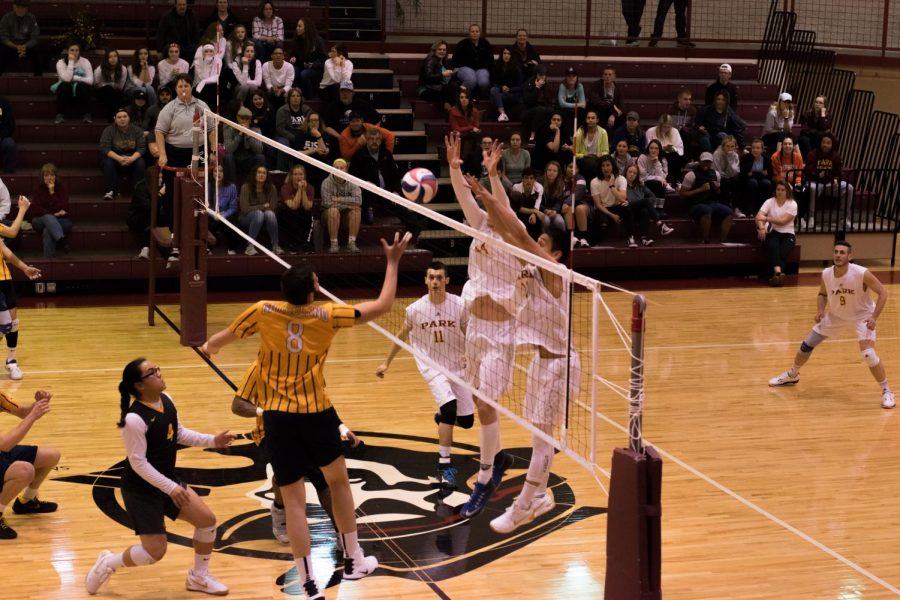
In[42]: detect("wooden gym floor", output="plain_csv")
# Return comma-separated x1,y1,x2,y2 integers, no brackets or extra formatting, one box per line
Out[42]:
6,275,900,599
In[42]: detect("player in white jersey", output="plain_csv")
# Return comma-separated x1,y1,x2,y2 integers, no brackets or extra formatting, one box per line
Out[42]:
467,144,580,534
769,240,895,408
376,261,475,490
445,132,518,519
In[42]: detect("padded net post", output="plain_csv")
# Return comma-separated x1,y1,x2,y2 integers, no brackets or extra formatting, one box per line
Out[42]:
177,175,209,347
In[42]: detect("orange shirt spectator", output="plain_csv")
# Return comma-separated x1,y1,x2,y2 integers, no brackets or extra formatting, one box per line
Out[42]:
338,112,394,160
771,138,804,186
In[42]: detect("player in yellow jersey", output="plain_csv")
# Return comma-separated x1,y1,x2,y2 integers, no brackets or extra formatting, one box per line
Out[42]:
0,195,39,380
202,231,411,600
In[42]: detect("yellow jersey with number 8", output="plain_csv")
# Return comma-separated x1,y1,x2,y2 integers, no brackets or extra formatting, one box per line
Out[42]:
228,300,357,413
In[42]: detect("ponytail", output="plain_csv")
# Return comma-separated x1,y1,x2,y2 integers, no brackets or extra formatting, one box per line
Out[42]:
118,357,146,427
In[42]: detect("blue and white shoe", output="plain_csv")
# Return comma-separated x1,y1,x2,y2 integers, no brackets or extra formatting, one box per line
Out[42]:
460,480,497,518
438,464,458,489
491,451,515,487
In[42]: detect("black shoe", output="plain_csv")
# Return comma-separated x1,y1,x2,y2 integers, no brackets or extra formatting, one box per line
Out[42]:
648,37,660,47
677,39,696,48
12,497,58,514
0,516,17,539
58,239,71,254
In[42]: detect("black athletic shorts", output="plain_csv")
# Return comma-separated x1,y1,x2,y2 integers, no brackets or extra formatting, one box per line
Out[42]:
0,444,37,480
0,280,15,311
258,435,328,492
121,483,182,535
263,407,342,487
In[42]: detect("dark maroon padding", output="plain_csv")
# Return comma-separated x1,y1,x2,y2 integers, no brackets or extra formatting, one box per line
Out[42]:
177,177,209,347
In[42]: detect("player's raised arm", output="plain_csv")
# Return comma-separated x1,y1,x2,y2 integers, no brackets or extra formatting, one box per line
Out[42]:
445,132,485,229
355,231,412,323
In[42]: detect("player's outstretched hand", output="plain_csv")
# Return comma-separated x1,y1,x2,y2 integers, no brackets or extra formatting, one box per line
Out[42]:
463,174,494,207
375,362,388,378
482,139,503,176
213,430,236,448
381,231,413,263
444,131,463,170
34,390,52,403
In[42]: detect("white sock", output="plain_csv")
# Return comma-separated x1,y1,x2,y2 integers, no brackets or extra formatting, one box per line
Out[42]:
788,366,800,377
22,486,38,501
105,551,126,571
879,379,891,393
477,421,501,485
342,531,360,557
193,553,211,575
348,235,356,243
438,445,451,464
294,555,313,582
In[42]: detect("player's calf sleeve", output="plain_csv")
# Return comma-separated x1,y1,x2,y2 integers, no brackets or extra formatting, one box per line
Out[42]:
862,348,880,368
193,524,217,543
6,319,18,349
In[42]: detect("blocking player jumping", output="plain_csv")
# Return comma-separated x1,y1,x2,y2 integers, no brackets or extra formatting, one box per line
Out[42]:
375,260,475,490
85,358,236,596
0,389,60,540
769,240,895,408
446,131,517,518
471,145,580,533
201,232,411,600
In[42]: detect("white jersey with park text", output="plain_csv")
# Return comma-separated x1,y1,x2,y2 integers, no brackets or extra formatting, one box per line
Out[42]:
462,220,521,315
406,293,468,377
823,263,876,321
516,265,569,356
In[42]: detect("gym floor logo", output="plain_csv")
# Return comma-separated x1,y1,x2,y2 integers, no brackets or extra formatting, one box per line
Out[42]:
57,431,604,595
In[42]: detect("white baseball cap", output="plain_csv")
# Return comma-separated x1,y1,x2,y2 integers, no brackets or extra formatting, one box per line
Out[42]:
779,92,793,102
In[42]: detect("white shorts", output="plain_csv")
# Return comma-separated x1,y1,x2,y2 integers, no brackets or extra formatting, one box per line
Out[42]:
813,314,876,342
524,352,582,427
465,315,515,403
421,367,475,416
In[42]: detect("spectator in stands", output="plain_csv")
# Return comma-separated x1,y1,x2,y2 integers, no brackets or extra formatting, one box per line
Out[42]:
30,163,72,257
712,134,741,215
562,162,586,232
253,1,284,64
288,18,326,99
771,135,804,189
418,40,458,112
452,24,493,99
246,90,275,138
489,48,523,123
126,47,157,107
501,131,530,184
323,80,380,140
275,87,311,142
262,46,294,108
0,95,16,173
100,108,146,201
511,166,544,240
624,163,674,246
669,87,701,160
798,94,831,159
755,179,797,286
221,24,251,100
557,67,585,140
508,28,541,79
538,161,567,232
804,132,853,230
192,44,221,108
339,111,394,161
532,111,565,173
321,157,361,253
209,163,241,254
156,0,199,60
157,43,189,90
195,21,226,63
320,43,352,103
93,50,129,122
521,65,554,143
588,66,625,131
204,0,239,38
612,111,646,156
739,137,773,218
613,139,634,174
277,163,313,252
762,92,794,152
239,164,281,255
645,114,684,183
126,91,152,153
679,152,732,243
705,63,738,109
449,88,481,175
53,41,93,125
146,85,173,160
230,44,263,103
621,0,645,46
288,113,330,185
696,90,745,151
636,139,669,214
591,154,635,246
0,0,43,76
574,109,609,184
224,106,266,183
648,0,694,47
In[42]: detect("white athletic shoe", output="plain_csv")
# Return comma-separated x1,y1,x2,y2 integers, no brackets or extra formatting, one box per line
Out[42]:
6,360,23,380
768,371,799,386
343,549,378,580
85,550,114,595
271,505,289,544
185,569,229,596
882,390,895,409
529,493,555,520
490,500,534,534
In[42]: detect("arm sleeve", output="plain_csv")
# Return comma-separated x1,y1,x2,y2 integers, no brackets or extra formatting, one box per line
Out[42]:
56,59,74,82
175,418,215,447
122,413,179,495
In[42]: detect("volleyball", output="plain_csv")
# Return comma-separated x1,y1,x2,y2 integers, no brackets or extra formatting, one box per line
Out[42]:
400,168,437,203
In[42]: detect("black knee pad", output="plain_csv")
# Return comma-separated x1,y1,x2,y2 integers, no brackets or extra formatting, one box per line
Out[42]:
438,400,457,425
455,414,475,429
